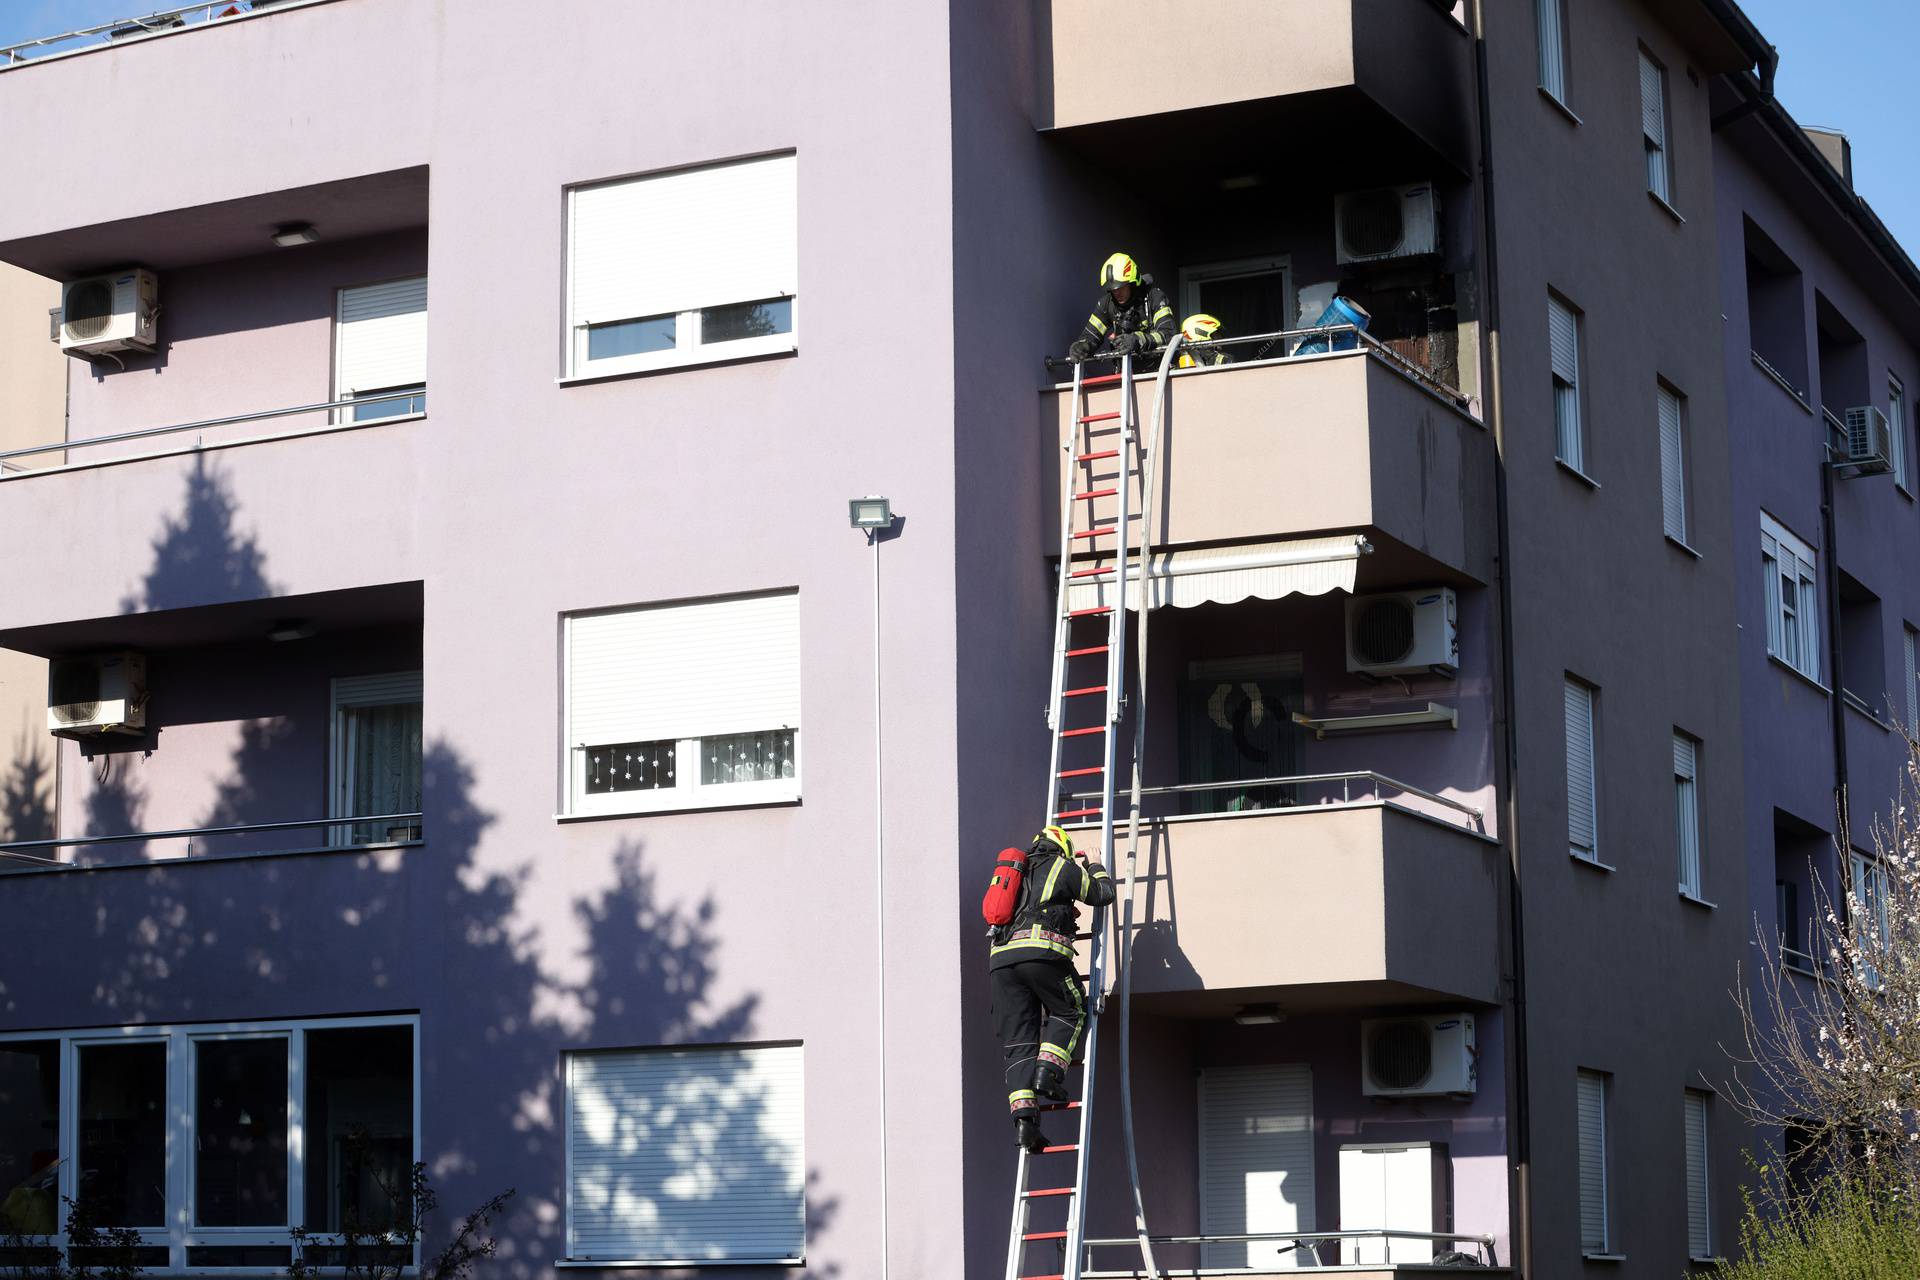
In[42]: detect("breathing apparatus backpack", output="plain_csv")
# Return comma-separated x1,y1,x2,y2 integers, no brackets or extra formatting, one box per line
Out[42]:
981,846,1028,928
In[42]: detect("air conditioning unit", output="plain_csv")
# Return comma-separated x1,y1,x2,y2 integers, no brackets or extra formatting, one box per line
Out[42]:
1335,184,1440,264
1346,588,1458,677
59,269,159,357
1362,1014,1476,1097
47,653,148,737
1836,405,1893,478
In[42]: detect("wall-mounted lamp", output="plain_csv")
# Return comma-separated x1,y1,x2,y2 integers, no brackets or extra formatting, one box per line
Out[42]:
848,495,894,531
267,619,315,643
270,223,319,247
1233,1004,1287,1026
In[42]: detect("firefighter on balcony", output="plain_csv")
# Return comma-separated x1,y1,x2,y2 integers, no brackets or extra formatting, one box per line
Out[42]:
1175,313,1232,368
1067,252,1176,367
984,825,1116,1154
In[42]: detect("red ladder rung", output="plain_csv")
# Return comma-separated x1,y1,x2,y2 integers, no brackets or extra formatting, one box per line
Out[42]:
1023,1187,1076,1198
1080,374,1124,386
1074,487,1117,501
1078,411,1121,422
1023,1231,1069,1243
1054,807,1101,819
1068,566,1113,579
1065,645,1108,657
1070,528,1111,540
1042,1144,1079,1154
1058,765,1104,778
1074,449,1120,462
1060,725,1106,737
1020,1273,1065,1280
1062,685,1106,698
1066,606,1112,618
1037,1100,1081,1112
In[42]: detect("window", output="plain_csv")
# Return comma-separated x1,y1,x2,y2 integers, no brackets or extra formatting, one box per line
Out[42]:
563,591,800,816
1198,1064,1314,1271
1685,1091,1712,1260
566,153,797,378
564,1044,804,1265
1904,624,1918,732
1536,0,1568,104
1657,383,1689,544
1761,513,1820,682
1745,219,1809,399
1639,49,1671,204
1850,851,1890,989
1674,731,1702,899
1178,257,1291,346
1565,677,1599,862
330,672,423,845
1176,656,1304,814
1577,1069,1611,1255
1837,573,1883,713
0,1017,416,1269
1548,295,1584,473
334,277,427,422
1892,376,1909,492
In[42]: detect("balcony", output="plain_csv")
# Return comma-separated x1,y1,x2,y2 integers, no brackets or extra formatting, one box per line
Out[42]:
0,583,423,874
0,2,431,251
1036,0,1474,168
1043,342,1493,584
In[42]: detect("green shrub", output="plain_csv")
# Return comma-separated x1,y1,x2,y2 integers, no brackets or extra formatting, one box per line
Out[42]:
1708,1180,1920,1279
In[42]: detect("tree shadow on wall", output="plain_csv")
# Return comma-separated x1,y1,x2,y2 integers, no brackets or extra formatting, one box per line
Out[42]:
120,456,275,614
19,738,837,1274
0,730,54,843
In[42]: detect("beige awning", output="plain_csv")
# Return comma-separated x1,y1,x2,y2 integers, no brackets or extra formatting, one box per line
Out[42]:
1067,535,1372,613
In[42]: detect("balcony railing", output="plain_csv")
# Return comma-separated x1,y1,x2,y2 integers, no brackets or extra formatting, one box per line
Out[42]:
1082,1228,1498,1273
0,2,329,68
1064,771,1485,834
0,389,425,479
0,811,424,870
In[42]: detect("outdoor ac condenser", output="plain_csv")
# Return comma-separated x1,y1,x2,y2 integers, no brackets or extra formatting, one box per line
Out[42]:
1335,183,1439,264
58,268,158,357
1361,1014,1476,1097
1837,405,1893,478
47,652,148,737
1346,588,1458,678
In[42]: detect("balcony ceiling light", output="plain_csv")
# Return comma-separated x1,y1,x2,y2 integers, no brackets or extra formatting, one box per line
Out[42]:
1219,174,1262,191
267,619,315,642
1233,1003,1286,1026
271,223,319,247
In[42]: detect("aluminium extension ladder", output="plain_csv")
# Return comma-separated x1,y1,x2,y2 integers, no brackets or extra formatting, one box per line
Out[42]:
1001,354,1143,1280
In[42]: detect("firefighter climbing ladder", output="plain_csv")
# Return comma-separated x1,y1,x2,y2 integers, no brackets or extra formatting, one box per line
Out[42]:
1002,343,1180,1280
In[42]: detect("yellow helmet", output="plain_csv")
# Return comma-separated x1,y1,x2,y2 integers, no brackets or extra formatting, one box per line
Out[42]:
1181,313,1222,342
1036,825,1074,856
1098,253,1140,293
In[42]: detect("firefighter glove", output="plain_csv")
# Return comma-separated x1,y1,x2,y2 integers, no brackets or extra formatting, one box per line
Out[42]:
1068,338,1092,361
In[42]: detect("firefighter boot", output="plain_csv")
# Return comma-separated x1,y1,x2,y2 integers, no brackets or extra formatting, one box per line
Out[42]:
1034,1060,1069,1103
1013,1114,1047,1155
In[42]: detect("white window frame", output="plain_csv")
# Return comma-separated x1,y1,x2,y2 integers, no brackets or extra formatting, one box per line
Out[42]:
1536,0,1569,105
1657,382,1689,545
1639,48,1672,205
1674,731,1703,899
561,593,801,818
1684,1090,1713,1261
0,1016,419,1275
332,276,428,424
1761,512,1821,683
560,1043,805,1266
1176,255,1292,338
328,671,424,846
563,154,798,380
1549,295,1585,474
1891,375,1909,494
1565,676,1600,863
1851,850,1891,990
1577,1069,1612,1257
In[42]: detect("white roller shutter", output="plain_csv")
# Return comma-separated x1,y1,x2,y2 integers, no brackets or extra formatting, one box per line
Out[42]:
1547,298,1579,384
1640,51,1670,200
1565,679,1598,859
1549,297,1581,468
335,277,427,396
571,154,797,326
1658,385,1687,541
1536,0,1566,101
566,1045,804,1264
1577,1071,1609,1253
568,592,799,748
1199,1064,1314,1271
1684,1092,1711,1259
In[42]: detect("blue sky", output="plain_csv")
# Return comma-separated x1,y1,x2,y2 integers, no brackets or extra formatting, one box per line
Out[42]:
0,0,1914,257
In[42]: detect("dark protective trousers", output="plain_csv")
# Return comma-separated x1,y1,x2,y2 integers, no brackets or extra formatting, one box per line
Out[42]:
992,960,1088,1119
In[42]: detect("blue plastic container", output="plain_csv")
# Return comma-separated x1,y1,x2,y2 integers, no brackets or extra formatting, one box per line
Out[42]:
1292,295,1371,356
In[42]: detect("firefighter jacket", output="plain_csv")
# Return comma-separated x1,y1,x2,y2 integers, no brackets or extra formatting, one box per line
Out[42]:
989,849,1116,970
1077,279,1177,361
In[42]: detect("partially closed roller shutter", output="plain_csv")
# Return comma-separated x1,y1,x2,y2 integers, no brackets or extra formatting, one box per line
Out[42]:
1199,1064,1315,1270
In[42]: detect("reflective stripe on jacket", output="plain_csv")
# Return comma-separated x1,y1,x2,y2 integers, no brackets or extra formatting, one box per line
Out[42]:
989,850,1115,969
